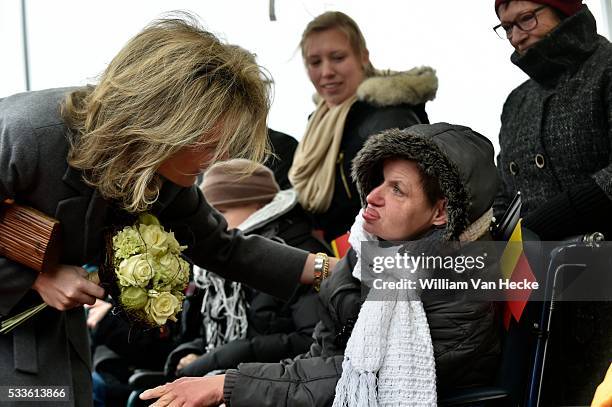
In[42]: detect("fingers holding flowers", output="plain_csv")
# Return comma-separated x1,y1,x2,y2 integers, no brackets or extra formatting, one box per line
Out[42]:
32,264,105,310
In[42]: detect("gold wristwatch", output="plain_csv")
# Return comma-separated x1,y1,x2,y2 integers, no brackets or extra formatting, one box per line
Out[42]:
313,252,330,292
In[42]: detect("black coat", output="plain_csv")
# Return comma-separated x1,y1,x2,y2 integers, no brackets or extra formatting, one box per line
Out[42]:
494,6,612,240
223,247,500,407
265,128,297,190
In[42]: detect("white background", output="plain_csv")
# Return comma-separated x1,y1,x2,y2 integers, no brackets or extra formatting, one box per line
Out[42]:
1,0,609,152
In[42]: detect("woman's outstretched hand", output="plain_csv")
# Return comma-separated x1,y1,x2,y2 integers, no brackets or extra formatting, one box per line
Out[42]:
140,374,225,407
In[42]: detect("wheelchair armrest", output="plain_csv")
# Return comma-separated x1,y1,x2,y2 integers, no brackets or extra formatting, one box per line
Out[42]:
128,369,167,389
438,386,509,406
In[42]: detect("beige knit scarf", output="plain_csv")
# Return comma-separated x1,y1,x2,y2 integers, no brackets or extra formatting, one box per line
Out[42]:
289,95,357,213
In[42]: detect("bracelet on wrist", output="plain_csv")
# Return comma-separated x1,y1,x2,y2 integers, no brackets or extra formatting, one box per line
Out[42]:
313,252,329,292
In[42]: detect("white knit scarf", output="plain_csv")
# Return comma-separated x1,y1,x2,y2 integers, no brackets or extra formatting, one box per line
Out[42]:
333,210,437,407
191,191,302,351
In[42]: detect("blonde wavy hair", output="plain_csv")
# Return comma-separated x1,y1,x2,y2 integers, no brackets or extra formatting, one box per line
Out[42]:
299,11,375,77
63,13,271,213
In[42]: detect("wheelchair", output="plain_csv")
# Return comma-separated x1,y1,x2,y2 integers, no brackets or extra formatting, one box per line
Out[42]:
439,193,611,406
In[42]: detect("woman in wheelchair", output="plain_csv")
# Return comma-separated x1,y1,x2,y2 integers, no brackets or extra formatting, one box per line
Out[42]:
141,123,502,406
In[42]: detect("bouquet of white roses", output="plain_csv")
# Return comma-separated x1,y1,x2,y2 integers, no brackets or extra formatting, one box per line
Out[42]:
105,213,190,327
0,213,189,334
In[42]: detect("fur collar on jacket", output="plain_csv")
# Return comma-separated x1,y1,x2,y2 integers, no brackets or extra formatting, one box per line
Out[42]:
313,66,438,107
357,66,438,107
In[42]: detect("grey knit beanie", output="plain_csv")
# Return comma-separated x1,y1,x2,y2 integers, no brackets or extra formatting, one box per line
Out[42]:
201,159,279,206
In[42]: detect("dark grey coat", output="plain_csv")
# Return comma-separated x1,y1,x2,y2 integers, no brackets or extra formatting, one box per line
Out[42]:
494,5,612,239
493,6,612,404
0,88,307,406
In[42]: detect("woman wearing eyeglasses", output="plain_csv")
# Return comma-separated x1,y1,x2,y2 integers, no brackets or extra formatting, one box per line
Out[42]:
493,0,612,240
493,0,612,405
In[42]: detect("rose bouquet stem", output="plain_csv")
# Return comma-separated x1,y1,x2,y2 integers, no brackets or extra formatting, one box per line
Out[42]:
0,269,99,335
0,303,47,334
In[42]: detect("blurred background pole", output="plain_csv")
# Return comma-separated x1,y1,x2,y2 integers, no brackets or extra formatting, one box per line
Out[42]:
21,0,31,91
602,0,611,38
269,0,277,21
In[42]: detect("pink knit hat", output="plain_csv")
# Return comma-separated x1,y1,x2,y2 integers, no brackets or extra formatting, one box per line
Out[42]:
495,0,582,17
201,159,279,207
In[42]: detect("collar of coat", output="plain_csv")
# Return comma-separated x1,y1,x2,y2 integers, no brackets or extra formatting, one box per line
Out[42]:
237,189,298,234
511,5,601,86
313,66,438,107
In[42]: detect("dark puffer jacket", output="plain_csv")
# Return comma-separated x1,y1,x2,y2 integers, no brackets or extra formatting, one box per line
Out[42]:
165,191,330,378
223,124,501,406
311,67,437,242
494,5,612,239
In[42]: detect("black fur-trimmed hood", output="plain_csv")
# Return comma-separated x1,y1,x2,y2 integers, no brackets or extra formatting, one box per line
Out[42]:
351,123,498,240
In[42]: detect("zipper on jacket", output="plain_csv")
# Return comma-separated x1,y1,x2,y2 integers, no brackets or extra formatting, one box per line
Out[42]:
337,151,353,200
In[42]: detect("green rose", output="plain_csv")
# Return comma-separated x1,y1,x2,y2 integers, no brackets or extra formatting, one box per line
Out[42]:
172,291,185,304
165,231,185,254
138,213,161,226
174,258,190,289
139,224,168,257
120,286,148,310
113,226,145,261
155,253,179,285
145,291,181,325
116,253,155,287
154,253,189,289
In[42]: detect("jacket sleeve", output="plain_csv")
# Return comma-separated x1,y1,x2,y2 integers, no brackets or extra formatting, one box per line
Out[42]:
160,186,308,300
522,180,612,239
223,355,343,407
178,330,317,377
0,105,40,316
179,287,319,377
164,338,205,377
591,65,612,200
221,257,360,406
